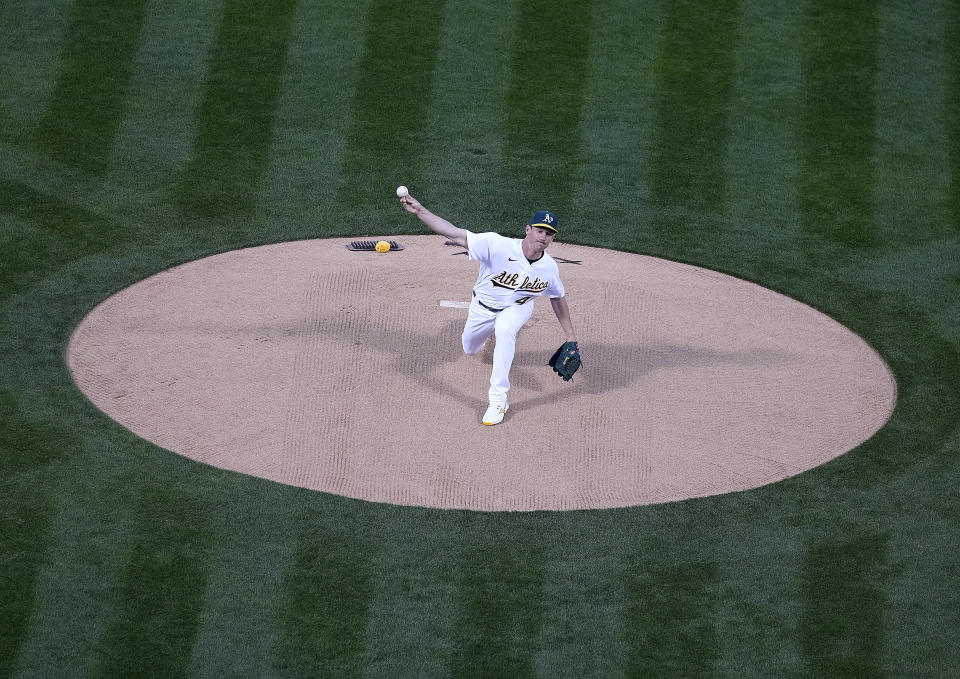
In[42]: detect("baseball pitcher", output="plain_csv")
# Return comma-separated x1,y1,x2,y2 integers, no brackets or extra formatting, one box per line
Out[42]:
400,192,580,425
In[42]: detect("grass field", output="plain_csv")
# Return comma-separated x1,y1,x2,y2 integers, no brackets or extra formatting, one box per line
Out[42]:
2,0,959,676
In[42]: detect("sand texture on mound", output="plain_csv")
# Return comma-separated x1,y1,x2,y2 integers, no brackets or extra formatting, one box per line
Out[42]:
67,237,896,511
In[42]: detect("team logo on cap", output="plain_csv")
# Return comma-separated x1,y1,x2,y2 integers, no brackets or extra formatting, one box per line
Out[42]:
530,209,558,232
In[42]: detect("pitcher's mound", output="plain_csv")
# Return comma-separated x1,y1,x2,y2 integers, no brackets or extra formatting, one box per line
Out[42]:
67,237,896,511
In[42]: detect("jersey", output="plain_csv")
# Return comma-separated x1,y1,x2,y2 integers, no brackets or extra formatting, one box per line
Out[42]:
466,231,565,309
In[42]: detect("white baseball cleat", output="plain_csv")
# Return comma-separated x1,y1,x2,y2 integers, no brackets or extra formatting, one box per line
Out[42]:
482,401,509,426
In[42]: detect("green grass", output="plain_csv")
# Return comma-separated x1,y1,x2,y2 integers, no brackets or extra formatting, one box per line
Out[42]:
178,0,299,219
504,0,593,213
93,488,213,678
799,0,879,249
2,0,959,676
34,0,150,174
336,0,446,222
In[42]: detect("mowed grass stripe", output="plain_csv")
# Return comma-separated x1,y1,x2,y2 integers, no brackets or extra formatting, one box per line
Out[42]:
277,532,372,677
950,0,960,231
0,396,59,677
626,563,719,675
359,518,461,677
574,0,664,251
0,138,150,222
798,0,880,249
255,1,371,240
94,489,213,679
708,522,805,676
769,274,960,675
178,0,298,220
33,0,149,174
451,543,545,678
0,180,123,299
799,531,888,677
813,274,960,480
649,0,741,256
8,474,138,678
185,493,296,677
884,480,960,675
104,0,221,196
419,0,518,230
831,2,957,336
724,0,804,248
504,0,593,216
534,558,628,676
873,1,952,245
0,0,78,142
335,0,446,229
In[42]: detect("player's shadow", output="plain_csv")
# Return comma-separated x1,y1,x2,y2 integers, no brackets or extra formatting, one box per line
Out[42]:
391,317,800,411
166,311,799,413
150,311,479,407
504,341,801,411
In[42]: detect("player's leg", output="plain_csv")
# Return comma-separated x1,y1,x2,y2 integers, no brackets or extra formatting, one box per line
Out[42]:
461,300,496,355
488,302,535,402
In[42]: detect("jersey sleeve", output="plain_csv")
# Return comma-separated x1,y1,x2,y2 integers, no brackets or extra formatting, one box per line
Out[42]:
546,262,566,299
466,231,499,263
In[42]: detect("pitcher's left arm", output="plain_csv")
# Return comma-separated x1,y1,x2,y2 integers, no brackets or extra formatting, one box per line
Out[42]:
550,296,577,342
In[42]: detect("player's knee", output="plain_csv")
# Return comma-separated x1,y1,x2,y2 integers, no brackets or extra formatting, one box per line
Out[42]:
462,336,483,355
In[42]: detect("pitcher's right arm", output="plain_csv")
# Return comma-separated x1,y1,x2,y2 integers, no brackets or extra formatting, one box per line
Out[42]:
400,194,468,248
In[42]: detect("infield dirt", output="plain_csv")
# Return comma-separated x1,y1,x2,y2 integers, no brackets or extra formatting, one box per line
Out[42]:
67,236,896,511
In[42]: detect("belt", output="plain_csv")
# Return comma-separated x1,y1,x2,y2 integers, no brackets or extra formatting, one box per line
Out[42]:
473,291,504,313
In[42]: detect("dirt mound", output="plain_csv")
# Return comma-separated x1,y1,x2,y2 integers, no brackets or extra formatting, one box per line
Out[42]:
67,237,896,511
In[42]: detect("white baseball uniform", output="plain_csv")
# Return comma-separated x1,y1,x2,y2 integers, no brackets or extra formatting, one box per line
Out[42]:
461,231,566,403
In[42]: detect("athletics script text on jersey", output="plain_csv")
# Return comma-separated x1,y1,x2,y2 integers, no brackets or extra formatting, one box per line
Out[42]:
490,271,550,293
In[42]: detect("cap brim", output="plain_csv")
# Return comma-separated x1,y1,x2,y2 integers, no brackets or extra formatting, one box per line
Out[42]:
529,222,558,233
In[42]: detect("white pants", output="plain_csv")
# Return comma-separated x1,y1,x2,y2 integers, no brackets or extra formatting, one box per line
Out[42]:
462,298,535,403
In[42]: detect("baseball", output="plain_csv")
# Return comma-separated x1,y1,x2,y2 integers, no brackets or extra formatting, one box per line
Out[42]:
396,185,408,198
374,240,391,253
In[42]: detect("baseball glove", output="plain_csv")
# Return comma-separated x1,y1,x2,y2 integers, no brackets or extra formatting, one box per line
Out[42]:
549,341,582,381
